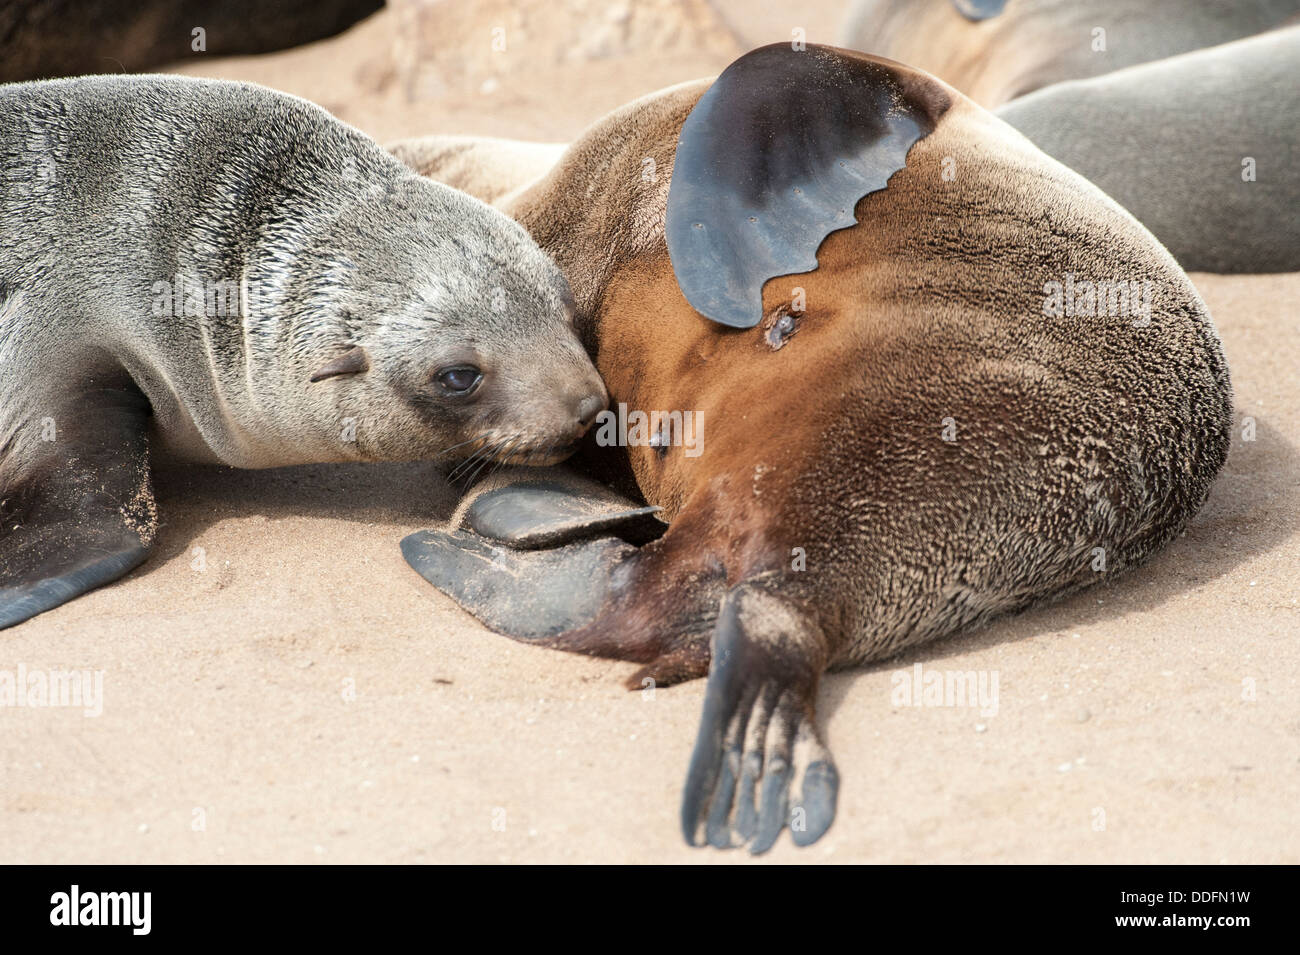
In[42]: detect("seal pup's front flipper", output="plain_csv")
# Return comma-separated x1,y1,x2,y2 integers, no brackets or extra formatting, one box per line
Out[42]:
0,379,156,630
680,582,838,854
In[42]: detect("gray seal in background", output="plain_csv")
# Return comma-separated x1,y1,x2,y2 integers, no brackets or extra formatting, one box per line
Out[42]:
0,0,384,83
0,73,606,629
839,0,1300,107
998,26,1300,273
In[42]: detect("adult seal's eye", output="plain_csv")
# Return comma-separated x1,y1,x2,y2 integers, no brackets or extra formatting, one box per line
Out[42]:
435,366,483,396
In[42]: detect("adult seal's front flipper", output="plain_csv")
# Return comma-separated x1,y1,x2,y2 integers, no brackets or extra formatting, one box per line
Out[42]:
463,479,664,549
401,469,664,639
402,529,635,640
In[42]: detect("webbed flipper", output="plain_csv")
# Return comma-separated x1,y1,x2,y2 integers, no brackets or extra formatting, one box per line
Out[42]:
403,471,662,638
0,379,156,629
680,582,839,854
464,479,663,549
401,528,635,640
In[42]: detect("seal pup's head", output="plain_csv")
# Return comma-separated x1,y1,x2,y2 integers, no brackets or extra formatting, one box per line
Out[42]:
278,149,607,469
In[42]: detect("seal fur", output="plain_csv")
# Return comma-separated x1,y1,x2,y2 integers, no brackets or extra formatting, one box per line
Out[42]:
396,45,1233,851
0,73,606,629
838,0,1300,108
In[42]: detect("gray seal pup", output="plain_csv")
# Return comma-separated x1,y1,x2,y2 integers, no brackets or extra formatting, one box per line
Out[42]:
393,45,1232,851
0,73,606,630
997,25,1300,273
839,0,1300,107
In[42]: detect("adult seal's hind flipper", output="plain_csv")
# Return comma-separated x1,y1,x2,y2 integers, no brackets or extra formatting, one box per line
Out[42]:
0,375,155,629
665,43,949,329
403,476,839,854
681,583,839,854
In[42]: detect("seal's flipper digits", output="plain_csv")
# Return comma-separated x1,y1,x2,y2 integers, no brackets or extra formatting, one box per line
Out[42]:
681,583,837,854
0,383,155,630
401,528,636,640
463,479,664,549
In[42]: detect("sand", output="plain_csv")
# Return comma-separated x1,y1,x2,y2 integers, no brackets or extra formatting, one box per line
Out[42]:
2,3,1296,864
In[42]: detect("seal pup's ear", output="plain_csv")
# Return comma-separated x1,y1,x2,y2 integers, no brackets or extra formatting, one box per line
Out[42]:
309,345,370,383
665,43,951,328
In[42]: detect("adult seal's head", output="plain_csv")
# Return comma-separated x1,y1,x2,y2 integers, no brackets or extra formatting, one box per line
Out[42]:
0,74,605,630
395,45,1231,852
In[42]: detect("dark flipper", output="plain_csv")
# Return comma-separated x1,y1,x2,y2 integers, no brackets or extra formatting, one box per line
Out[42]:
0,379,156,630
665,43,949,328
401,528,635,640
402,474,663,639
465,479,664,549
404,475,722,680
681,583,838,854
0,538,149,630
405,479,841,851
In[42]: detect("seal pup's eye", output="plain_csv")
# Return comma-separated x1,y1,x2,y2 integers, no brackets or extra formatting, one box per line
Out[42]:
434,365,483,397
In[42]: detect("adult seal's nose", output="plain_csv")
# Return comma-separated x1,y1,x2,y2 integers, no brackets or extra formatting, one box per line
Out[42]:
575,393,605,435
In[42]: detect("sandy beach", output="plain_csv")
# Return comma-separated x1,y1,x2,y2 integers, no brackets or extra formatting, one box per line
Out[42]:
2,2,1296,863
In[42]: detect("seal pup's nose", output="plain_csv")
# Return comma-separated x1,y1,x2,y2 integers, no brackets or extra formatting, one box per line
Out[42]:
575,393,605,435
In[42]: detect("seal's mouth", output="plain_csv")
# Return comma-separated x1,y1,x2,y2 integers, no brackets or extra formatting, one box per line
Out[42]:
493,440,579,467
445,433,580,483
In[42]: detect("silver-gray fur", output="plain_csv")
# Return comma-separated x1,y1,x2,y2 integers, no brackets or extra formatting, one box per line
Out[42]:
0,73,606,629
839,0,1300,108
997,26,1300,273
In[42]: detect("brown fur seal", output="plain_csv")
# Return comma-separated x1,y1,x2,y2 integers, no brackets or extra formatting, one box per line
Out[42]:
0,73,605,630
395,44,1232,852
839,0,1300,108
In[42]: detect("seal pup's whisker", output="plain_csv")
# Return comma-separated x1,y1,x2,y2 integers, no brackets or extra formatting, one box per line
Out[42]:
465,433,521,488
439,432,491,472
446,434,500,483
